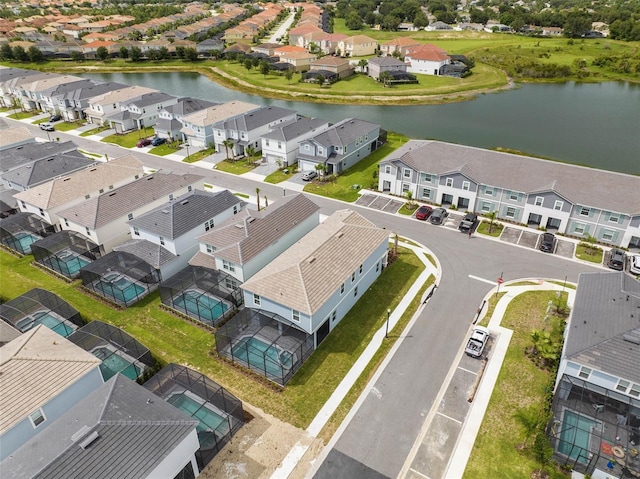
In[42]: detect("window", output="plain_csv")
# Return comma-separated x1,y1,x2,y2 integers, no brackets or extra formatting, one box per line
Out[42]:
505,207,517,219
630,383,640,398
159,236,165,245
385,165,391,174
462,181,470,191
351,272,355,283
376,261,379,272
445,178,453,187
354,286,358,297
340,283,345,295
331,310,337,322
169,194,174,201
535,196,543,206
99,188,104,194
402,183,410,193
21,201,26,209
253,293,261,306
574,223,586,235
616,379,630,393
481,202,491,213
578,366,592,379
225,278,238,290
508,191,519,201
39,208,44,216
133,227,139,236
205,243,216,254
233,205,239,214
609,213,621,224
64,218,69,227
85,227,91,236
187,185,192,192
421,188,431,200
580,207,590,216
204,219,214,231
292,310,300,322
403,168,411,178
484,187,493,196
601,229,614,241
29,409,46,428
278,141,282,149
359,264,363,274
222,260,235,272
554,200,563,211
127,213,133,220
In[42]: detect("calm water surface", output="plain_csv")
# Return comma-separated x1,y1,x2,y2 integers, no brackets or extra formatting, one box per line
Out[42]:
81,72,640,174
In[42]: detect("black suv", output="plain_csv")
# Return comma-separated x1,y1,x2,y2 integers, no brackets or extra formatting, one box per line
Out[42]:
607,249,625,271
430,208,448,225
539,233,556,253
458,213,477,232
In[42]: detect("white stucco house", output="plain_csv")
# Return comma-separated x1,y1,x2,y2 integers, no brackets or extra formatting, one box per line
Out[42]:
260,117,330,166
404,44,451,75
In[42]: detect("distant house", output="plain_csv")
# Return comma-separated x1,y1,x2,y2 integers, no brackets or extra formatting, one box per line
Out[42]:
0,326,103,461
297,118,381,175
191,193,320,283
84,85,158,126
404,43,451,76
279,51,318,72
252,42,281,56
196,38,224,56
426,21,454,31
298,32,347,55
0,125,34,152
308,56,353,79
379,37,421,57
337,35,377,57
241,209,389,347
367,56,408,80
155,97,218,142
261,117,330,166
288,24,324,46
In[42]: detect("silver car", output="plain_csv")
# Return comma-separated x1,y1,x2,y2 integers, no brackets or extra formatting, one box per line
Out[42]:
301,170,317,181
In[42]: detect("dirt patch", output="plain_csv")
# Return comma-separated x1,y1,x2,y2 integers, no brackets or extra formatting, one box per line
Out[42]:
199,404,325,479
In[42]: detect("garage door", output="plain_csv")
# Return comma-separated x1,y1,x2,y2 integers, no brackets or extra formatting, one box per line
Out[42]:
298,160,316,172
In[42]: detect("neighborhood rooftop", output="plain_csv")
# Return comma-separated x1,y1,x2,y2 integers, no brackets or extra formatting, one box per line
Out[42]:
2,151,94,188
211,106,298,133
1,140,78,172
261,117,328,142
181,100,258,127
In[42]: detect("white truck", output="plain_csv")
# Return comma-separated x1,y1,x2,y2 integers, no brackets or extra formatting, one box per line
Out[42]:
465,326,490,358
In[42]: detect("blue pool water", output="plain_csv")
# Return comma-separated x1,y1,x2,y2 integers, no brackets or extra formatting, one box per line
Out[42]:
231,337,293,378
173,290,228,324
95,276,145,304
50,253,90,277
92,346,142,380
14,232,39,254
15,311,77,337
168,393,227,448
558,410,596,464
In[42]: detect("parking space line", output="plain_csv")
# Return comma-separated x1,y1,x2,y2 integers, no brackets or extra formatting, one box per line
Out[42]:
436,412,462,424
457,366,478,376
468,275,496,286
408,468,431,479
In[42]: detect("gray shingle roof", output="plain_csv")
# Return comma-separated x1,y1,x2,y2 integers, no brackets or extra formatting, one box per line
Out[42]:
368,56,405,67
128,189,243,239
196,193,320,266
565,272,640,383
1,374,198,479
383,140,640,215
308,118,379,148
57,172,204,229
162,97,218,117
2,151,94,189
113,239,177,269
0,141,78,173
121,91,176,108
213,106,297,131
262,117,329,142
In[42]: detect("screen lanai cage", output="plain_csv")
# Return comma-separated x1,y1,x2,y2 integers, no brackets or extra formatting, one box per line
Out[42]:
548,374,640,477
79,251,159,307
144,363,245,469
68,320,155,382
0,212,56,254
215,308,315,386
159,266,242,328
0,288,83,338
31,230,102,278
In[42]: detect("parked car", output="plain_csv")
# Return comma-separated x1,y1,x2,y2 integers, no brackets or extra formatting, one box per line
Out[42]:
137,138,152,148
151,137,166,146
415,205,433,221
458,213,478,232
539,232,557,253
607,249,625,271
40,123,54,131
465,326,490,358
48,114,62,122
301,170,317,181
429,208,448,225
630,254,640,275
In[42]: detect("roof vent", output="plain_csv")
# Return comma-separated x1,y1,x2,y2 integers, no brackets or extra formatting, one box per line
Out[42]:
161,209,170,214
181,200,189,206
336,232,344,239
79,431,100,450
623,334,640,345
247,218,255,224
71,425,91,442
308,256,316,264
108,192,116,197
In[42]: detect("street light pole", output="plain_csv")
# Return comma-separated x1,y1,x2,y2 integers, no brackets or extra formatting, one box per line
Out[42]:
385,308,391,338
185,142,190,161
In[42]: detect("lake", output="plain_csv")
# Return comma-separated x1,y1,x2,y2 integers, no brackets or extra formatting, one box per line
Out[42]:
81,72,640,175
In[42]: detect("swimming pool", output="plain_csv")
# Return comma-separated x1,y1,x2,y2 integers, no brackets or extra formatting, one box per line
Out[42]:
167,391,229,448
95,274,146,304
13,231,40,254
15,310,77,337
91,345,144,381
172,290,229,324
49,251,90,277
558,410,598,464
231,336,294,379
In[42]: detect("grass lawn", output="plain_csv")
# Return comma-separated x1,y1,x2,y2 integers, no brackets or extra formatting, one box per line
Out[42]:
102,127,155,148
80,125,110,137
148,141,182,156
464,291,569,479
476,220,504,237
575,243,603,263
398,203,417,216
53,120,85,132
7,111,37,120
214,158,257,175
0,245,424,429
304,132,409,202
264,167,297,184
181,147,215,163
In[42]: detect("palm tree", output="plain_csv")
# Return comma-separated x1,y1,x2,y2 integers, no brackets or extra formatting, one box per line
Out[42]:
379,71,392,87
222,139,234,161
358,58,368,74
487,210,497,234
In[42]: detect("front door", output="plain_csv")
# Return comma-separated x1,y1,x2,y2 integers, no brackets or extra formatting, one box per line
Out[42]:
528,213,542,226
457,197,469,209
546,217,561,231
441,194,453,206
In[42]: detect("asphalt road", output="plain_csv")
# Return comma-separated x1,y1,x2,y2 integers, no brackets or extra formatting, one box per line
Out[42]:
12,120,603,478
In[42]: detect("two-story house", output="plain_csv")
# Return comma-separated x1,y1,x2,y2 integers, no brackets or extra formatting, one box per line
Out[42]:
297,118,381,175
84,85,158,126
379,37,421,57
107,91,178,133
50,80,127,122
122,189,244,279
337,35,377,57
155,97,218,142
57,172,204,253
240,209,389,347
404,44,451,76
191,193,320,283
367,56,408,81
378,140,640,248
260,117,330,166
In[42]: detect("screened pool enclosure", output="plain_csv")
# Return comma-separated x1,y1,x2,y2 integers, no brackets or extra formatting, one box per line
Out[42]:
0,212,55,254
79,251,159,307
0,288,83,337
31,230,102,278
159,266,242,327
68,320,155,381
144,363,245,469
215,309,314,386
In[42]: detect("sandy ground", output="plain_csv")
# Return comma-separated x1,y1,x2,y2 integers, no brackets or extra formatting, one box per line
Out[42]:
200,404,325,479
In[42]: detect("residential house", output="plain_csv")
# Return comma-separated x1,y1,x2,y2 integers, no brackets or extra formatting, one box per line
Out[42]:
367,56,408,80
1,140,78,179
0,125,35,152
181,101,259,149
123,189,244,279
279,51,317,72
57,172,204,253
261,117,330,166
297,118,381,175
0,68,48,108
0,325,103,461
426,21,454,31
308,56,353,79
155,97,218,142
36,78,96,116
191,193,321,283
2,151,94,192
49,80,127,122
107,91,178,133
15,74,83,112
337,35,377,57
273,45,308,58
80,40,118,59
377,140,640,248
379,37,421,57
212,106,298,158
288,24,324,46
404,44,451,75
84,85,158,126
548,272,640,476
241,210,389,347
14,154,144,228
252,42,282,56
1,374,202,479
196,38,224,56
298,31,347,55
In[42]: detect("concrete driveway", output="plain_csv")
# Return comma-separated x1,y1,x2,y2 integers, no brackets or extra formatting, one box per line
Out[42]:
355,193,404,213
519,230,540,249
556,238,576,259
500,226,521,244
